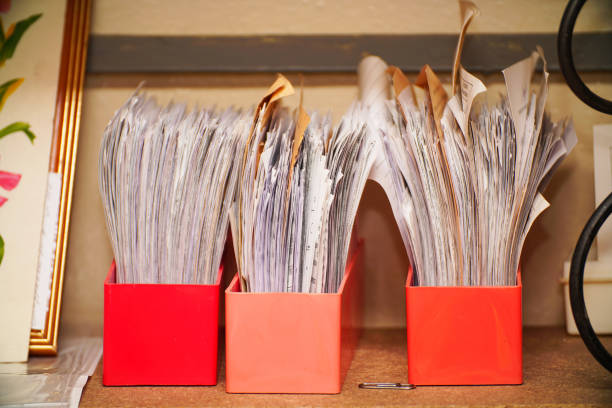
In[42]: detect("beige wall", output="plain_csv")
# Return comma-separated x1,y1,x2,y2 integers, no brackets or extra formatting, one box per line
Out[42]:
59,1,612,336
93,0,611,35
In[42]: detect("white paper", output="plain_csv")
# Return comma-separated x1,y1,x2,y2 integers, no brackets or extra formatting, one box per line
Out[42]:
98,91,248,284
234,100,374,293
448,66,487,136
361,46,574,286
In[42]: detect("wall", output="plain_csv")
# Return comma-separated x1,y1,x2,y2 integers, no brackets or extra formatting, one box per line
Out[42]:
60,0,612,336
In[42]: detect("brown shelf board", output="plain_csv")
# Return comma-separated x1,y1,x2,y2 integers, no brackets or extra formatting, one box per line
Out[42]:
80,327,612,407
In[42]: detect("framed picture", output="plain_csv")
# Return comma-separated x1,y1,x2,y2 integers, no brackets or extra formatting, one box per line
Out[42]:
0,0,90,361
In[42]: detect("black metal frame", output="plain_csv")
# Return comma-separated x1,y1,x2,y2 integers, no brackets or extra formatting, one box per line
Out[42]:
562,0,612,373
558,0,612,114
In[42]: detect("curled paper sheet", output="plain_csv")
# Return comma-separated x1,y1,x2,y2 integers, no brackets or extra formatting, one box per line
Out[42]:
360,55,395,196
358,55,391,106
359,57,421,271
358,1,576,286
447,66,487,137
451,0,480,95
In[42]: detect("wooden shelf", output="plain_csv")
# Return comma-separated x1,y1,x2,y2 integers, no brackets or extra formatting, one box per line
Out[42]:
80,327,612,407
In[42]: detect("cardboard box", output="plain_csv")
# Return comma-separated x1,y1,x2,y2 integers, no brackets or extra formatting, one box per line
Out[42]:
405,268,522,385
103,262,223,386
225,241,364,393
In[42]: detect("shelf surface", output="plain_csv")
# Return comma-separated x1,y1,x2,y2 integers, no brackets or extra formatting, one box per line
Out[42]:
80,327,612,407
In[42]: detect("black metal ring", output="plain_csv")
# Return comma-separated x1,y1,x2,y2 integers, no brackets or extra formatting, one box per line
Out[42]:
569,191,612,372
558,0,612,114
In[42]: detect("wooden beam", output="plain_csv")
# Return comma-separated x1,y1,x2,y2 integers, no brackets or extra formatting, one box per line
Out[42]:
87,33,612,74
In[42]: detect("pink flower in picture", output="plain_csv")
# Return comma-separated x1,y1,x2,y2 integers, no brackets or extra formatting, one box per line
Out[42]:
0,169,21,191
0,169,20,208
0,11,41,266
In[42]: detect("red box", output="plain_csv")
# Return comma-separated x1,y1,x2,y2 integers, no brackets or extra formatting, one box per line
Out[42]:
103,262,223,386
224,241,364,394
405,267,522,385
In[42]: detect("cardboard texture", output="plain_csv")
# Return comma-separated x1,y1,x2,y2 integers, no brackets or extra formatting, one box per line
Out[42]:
103,263,223,386
225,241,364,394
405,267,522,385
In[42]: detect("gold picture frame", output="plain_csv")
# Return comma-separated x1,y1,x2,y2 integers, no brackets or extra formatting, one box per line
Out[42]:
29,0,91,355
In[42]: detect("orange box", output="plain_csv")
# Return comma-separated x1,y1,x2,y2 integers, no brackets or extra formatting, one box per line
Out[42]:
405,267,522,385
103,262,223,386
225,241,364,394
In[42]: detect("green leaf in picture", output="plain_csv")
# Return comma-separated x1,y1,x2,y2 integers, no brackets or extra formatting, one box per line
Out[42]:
0,121,35,143
0,77,23,111
0,13,42,64
0,234,4,266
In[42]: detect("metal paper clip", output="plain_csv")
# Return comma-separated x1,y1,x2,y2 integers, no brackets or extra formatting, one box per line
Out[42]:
359,382,415,390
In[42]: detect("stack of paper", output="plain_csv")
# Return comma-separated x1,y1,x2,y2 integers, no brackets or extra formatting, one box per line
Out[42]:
232,76,374,293
98,1,575,291
363,3,576,286
98,89,249,284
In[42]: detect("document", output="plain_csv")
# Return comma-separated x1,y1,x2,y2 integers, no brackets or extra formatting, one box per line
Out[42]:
98,89,249,284
359,3,575,286
97,4,576,291
233,75,375,293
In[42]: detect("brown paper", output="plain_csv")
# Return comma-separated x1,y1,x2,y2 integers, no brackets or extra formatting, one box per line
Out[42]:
415,66,462,282
292,107,310,169
415,64,448,141
287,76,310,198
286,106,310,202
243,74,295,169
451,0,479,95
238,74,295,291
262,74,296,105
387,66,416,106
